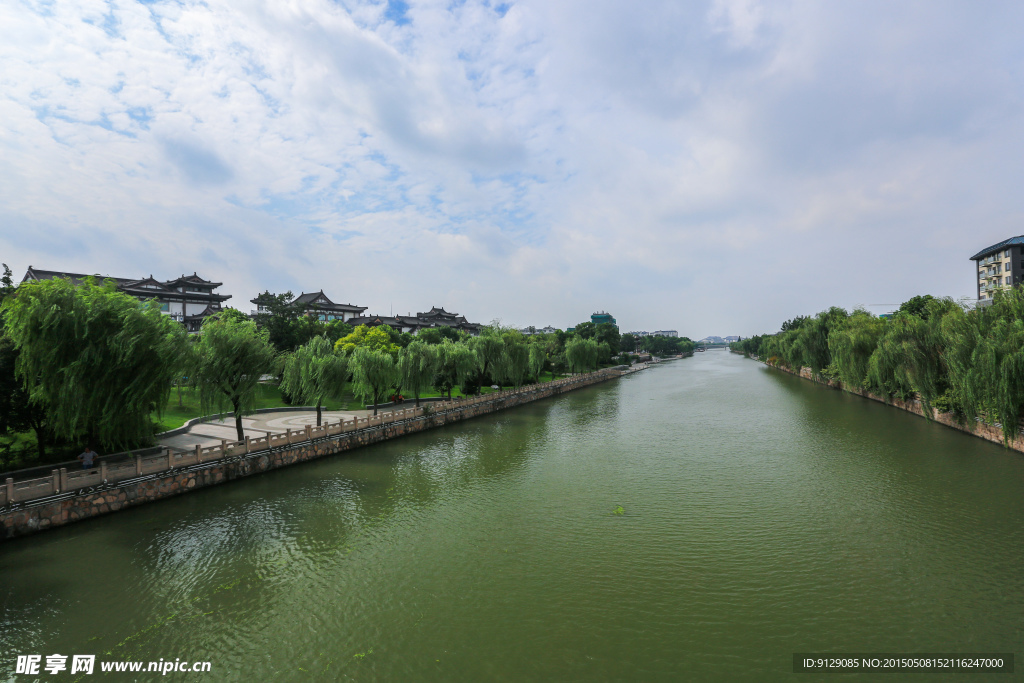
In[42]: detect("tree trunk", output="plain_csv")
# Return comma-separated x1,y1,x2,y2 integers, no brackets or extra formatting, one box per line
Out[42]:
415,391,420,407
176,380,183,408
316,401,322,426
233,399,244,441
33,425,46,462
372,389,379,416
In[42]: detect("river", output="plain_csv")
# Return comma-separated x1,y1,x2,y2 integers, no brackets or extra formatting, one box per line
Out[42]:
2,350,1022,681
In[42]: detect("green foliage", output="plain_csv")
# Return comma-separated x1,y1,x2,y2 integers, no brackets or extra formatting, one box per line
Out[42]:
751,293,1024,444
217,308,252,324
528,343,546,381
781,316,809,332
640,334,692,357
729,334,769,358
251,290,353,352
349,346,399,414
417,328,443,345
192,316,278,440
867,299,958,407
573,321,596,339
280,336,348,425
0,267,50,463
432,339,477,399
898,295,936,320
2,277,189,452
566,336,599,373
498,333,530,389
469,329,505,385
593,322,620,355
791,307,849,376
942,288,1024,441
398,341,437,406
828,309,885,389
335,325,400,357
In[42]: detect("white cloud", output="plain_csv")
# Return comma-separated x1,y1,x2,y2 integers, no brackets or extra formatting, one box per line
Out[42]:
1,0,1023,335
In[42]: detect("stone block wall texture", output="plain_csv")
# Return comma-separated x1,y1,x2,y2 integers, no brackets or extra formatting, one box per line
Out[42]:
2,370,620,541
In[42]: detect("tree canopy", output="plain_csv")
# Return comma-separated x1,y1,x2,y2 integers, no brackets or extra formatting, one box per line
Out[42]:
192,316,278,440
349,346,398,414
398,341,437,406
335,325,401,357
433,339,477,399
2,276,189,451
280,335,348,426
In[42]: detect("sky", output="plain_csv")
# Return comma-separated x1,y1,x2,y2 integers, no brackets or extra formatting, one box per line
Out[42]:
2,0,1023,338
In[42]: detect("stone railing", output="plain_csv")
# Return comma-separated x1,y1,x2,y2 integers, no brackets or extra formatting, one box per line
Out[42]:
1,370,619,508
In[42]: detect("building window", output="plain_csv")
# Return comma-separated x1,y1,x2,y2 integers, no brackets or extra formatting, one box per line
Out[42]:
160,302,169,312
1007,277,1012,285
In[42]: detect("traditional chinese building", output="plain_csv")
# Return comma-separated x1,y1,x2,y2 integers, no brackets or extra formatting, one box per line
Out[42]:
251,290,367,322
20,267,230,332
348,306,482,336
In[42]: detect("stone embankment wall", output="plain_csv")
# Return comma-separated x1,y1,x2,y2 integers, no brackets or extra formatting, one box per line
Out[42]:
1,369,624,541
736,350,1024,454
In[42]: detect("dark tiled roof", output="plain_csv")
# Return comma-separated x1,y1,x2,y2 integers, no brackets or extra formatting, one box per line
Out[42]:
23,267,133,287
293,291,327,305
971,236,1024,260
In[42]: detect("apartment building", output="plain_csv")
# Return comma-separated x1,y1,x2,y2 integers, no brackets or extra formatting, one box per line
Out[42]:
971,236,1024,302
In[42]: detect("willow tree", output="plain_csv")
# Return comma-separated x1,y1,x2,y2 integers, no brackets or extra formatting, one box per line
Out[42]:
193,316,278,441
867,298,958,407
499,337,530,389
469,330,505,385
350,346,398,415
433,339,476,399
942,289,1024,442
565,337,599,374
2,277,189,452
528,343,546,382
280,336,348,426
398,341,436,407
791,307,848,377
828,309,885,389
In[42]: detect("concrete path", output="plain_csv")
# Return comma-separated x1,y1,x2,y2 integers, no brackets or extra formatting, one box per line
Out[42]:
157,406,409,453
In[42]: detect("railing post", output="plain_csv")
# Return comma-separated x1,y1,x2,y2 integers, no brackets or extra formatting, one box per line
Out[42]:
6,477,14,503
305,425,312,440
52,469,60,494
245,435,251,454
100,460,108,483
167,449,174,470
59,468,68,492
136,455,143,475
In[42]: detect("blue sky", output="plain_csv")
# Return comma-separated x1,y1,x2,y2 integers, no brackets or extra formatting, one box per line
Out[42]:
2,0,1023,337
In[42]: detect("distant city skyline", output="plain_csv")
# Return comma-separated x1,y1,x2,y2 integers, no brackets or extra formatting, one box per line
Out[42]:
2,2,1022,336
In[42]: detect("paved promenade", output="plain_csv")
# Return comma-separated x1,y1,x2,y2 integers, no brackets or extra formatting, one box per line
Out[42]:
158,406,404,453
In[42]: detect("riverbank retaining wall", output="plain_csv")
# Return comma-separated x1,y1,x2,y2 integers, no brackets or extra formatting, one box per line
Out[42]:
739,351,1024,454
1,369,625,541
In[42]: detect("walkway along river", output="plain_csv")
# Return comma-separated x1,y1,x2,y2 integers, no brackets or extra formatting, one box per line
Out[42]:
1,350,1022,680
0,369,623,540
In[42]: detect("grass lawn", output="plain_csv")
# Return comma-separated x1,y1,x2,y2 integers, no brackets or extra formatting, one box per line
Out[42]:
156,383,366,432
1,372,574,472
157,372,570,430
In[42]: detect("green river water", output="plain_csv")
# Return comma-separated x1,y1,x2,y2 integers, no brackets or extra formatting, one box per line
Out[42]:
2,350,1023,681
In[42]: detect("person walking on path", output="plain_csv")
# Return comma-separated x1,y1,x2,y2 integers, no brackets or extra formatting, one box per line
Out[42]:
77,447,97,470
